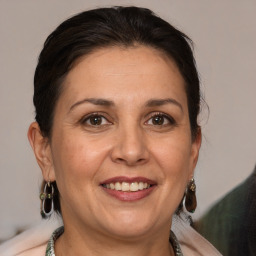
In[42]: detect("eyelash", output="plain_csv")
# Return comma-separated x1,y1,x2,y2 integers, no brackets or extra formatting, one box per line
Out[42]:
79,112,176,128
80,112,111,127
145,112,176,127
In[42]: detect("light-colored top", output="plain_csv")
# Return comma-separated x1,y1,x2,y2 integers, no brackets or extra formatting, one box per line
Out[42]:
0,214,222,256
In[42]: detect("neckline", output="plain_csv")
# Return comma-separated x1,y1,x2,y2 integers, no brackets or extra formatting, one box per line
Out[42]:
45,226,64,256
169,230,184,256
45,226,183,256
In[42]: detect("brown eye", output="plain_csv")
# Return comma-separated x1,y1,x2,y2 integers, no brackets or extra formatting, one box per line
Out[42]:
152,115,164,125
146,113,176,127
89,116,103,125
81,114,111,127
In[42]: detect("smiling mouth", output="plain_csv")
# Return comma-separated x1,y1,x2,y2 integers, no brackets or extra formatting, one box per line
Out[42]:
102,182,152,192
100,177,157,201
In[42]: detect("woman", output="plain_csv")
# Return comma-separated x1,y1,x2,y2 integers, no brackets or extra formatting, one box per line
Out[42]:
0,6,221,256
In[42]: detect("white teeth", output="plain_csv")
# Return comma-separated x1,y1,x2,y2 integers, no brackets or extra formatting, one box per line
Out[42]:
121,182,130,191
138,182,144,190
104,181,151,192
130,182,139,191
115,182,122,191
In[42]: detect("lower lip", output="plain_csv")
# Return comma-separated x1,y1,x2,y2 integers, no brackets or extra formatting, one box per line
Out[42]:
101,186,156,201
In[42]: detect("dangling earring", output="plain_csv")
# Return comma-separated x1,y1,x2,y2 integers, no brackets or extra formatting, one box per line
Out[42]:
185,178,197,213
40,181,54,218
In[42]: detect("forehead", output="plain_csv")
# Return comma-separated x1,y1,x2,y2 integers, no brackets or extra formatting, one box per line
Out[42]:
61,46,187,106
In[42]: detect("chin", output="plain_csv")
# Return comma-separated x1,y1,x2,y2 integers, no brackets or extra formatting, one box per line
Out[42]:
105,224,153,240
98,211,160,240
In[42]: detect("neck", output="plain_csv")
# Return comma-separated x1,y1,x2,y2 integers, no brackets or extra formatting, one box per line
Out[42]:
55,222,175,256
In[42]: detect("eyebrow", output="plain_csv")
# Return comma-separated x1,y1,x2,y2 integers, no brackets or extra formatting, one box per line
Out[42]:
69,97,183,112
69,98,114,112
145,98,183,112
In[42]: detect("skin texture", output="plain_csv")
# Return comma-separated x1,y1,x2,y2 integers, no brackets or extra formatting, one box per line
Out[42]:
28,46,201,256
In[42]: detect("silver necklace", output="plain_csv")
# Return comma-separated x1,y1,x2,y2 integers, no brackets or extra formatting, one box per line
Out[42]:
46,226,183,256
45,226,63,256
169,231,184,256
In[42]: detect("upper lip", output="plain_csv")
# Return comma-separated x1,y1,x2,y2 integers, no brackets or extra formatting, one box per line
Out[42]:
100,176,157,185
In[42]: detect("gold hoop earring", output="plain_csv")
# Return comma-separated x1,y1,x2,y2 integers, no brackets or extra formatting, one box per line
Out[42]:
185,178,197,213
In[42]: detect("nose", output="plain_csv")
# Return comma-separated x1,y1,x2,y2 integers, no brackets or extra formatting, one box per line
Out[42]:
110,125,149,166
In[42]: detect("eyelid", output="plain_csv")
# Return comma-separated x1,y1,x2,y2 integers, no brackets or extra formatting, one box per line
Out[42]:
145,112,176,125
80,112,113,126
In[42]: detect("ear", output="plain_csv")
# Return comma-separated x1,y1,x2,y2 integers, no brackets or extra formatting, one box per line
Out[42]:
27,122,56,181
189,128,202,179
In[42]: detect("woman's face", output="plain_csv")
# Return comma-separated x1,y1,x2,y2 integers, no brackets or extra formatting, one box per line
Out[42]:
37,46,200,239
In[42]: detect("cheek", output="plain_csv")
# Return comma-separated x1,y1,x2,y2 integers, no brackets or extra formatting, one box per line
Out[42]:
153,135,192,174
147,139,192,218
150,134,193,199
51,132,109,187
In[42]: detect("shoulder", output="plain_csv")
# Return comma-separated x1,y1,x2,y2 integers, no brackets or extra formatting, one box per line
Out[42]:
16,243,47,256
172,213,222,256
0,218,61,256
0,236,47,256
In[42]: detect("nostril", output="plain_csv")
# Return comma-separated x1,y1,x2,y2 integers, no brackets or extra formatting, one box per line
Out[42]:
114,157,146,166
116,158,125,163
